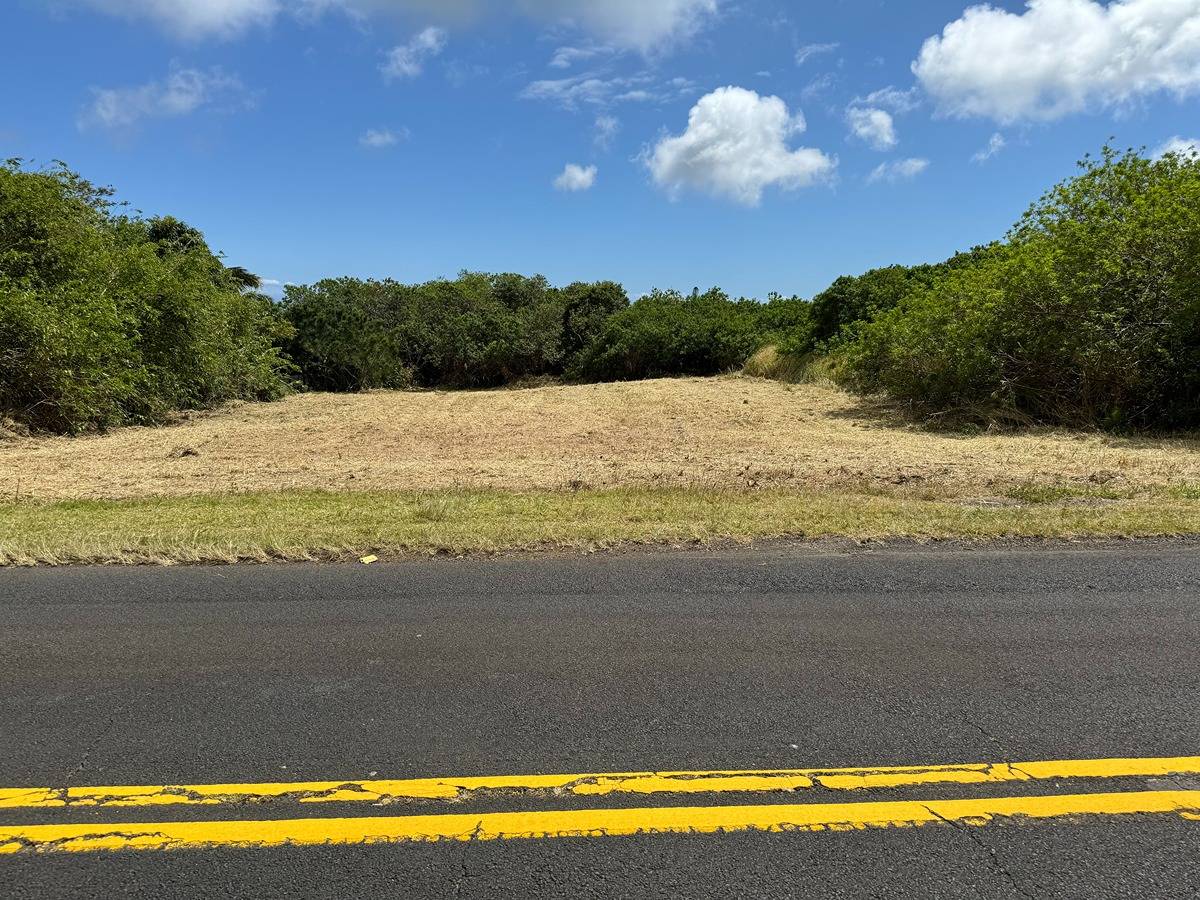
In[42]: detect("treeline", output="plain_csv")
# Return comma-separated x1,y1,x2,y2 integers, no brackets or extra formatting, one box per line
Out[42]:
3,146,1198,435
281,276,806,390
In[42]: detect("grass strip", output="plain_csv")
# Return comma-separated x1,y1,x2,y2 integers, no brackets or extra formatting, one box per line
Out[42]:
2,487,1200,566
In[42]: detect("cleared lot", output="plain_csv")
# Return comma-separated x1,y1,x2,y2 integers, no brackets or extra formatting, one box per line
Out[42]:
4,377,1198,501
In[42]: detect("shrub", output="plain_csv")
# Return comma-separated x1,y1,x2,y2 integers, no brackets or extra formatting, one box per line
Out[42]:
559,280,630,358
569,288,806,382
281,273,629,390
0,161,292,433
278,278,413,391
795,246,999,354
840,147,1200,428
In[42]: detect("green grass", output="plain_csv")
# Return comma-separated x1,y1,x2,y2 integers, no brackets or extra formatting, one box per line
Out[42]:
2,487,1199,566
1001,482,1131,504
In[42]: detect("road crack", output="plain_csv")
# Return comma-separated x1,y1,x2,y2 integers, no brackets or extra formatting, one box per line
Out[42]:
922,806,1036,900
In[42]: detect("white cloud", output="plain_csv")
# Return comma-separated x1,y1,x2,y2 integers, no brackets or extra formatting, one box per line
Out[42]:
914,0,1200,123
1155,135,1200,157
859,85,921,114
867,158,930,184
79,65,250,131
846,107,897,150
71,0,717,50
646,85,835,206
382,26,447,80
521,74,632,107
258,277,289,299
554,163,598,191
795,42,838,65
520,0,717,52
594,114,620,148
520,72,692,109
359,127,407,148
801,72,837,102
973,132,1006,162
75,0,279,38
549,43,614,69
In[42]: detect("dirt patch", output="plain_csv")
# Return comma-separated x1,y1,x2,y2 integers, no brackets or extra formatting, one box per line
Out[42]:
2,377,1199,501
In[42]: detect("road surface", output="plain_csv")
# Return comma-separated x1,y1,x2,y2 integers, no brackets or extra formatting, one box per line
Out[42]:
2,541,1199,897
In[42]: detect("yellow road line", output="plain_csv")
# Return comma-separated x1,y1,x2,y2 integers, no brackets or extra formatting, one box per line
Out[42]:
2,790,1198,854
1,756,1197,810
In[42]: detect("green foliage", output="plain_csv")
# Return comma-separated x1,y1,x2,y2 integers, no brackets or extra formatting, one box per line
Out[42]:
794,246,999,353
278,278,413,391
568,288,806,382
560,280,630,358
282,273,629,390
0,161,292,433
840,147,1200,428
18,148,1196,437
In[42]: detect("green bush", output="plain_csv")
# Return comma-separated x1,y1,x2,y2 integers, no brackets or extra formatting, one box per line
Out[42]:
793,246,999,354
0,161,292,433
568,288,806,382
840,147,1200,428
281,274,629,390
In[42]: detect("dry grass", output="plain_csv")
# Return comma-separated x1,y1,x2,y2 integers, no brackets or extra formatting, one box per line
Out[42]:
3,377,1198,502
4,487,1200,566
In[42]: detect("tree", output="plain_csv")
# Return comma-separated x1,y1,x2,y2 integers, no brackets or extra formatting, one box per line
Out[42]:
841,147,1200,428
0,161,292,433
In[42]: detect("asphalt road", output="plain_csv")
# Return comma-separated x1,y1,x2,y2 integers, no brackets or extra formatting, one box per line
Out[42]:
2,541,1199,898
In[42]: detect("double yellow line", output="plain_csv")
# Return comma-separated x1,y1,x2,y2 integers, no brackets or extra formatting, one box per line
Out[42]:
2,756,1199,853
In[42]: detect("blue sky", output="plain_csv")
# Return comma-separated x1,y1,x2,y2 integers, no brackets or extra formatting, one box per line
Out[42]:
3,0,1198,299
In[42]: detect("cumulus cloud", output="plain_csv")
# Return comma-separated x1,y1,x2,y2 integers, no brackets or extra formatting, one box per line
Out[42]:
867,158,930,184
846,107,897,150
359,127,407,147
382,26,447,80
646,86,835,206
973,132,1007,162
76,0,717,49
1155,135,1200,157
554,163,597,191
79,65,250,131
914,0,1200,123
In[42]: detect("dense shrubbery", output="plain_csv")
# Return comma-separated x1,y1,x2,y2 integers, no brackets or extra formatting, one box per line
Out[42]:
281,274,628,390
839,148,1200,428
8,148,1197,436
282,278,802,390
569,289,807,382
0,161,292,433
790,246,998,354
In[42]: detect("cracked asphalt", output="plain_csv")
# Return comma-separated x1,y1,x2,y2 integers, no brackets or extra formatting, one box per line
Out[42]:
2,541,1199,898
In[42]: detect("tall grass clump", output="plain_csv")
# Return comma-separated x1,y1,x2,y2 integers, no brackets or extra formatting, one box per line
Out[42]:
742,346,829,384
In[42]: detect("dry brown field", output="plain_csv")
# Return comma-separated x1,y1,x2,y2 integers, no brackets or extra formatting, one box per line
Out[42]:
3,377,1198,502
